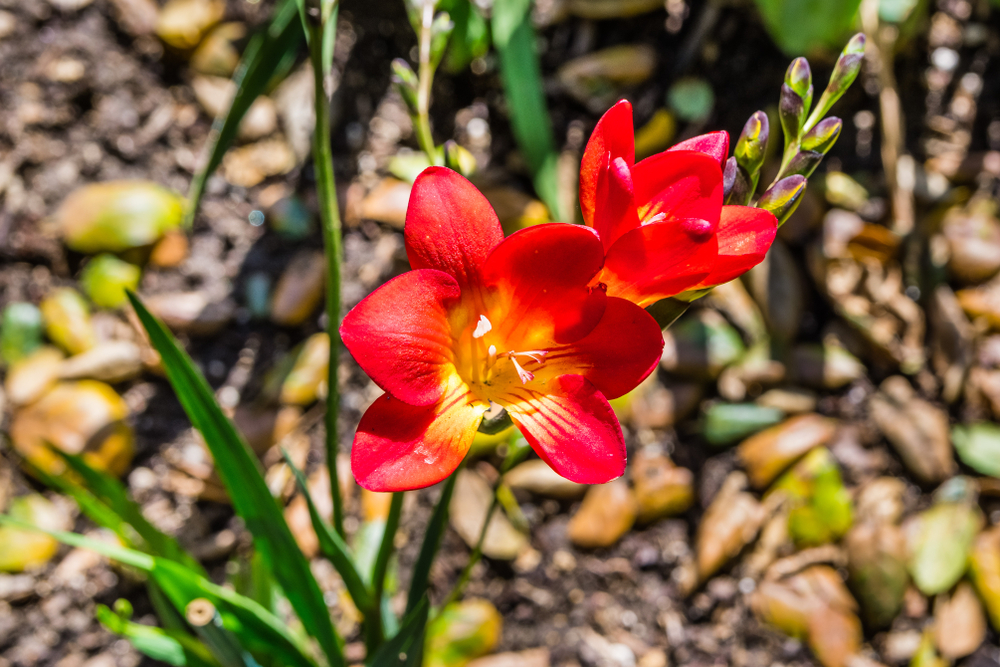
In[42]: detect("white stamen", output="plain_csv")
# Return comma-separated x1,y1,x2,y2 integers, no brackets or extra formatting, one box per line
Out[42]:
511,357,534,384
488,344,497,359
646,212,667,224
516,350,548,364
472,314,492,339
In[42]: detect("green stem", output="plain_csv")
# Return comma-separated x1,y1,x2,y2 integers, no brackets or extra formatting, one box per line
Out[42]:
435,443,530,616
415,0,438,162
366,491,405,651
306,11,346,539
440,491,498,613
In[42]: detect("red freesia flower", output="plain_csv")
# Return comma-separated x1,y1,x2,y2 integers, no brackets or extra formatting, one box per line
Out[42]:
341,167,663,492
580,99,778,308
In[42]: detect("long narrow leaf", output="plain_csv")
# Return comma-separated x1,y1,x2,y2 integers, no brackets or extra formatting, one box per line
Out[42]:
0,517,318,667
28,463,130,539
368,597,429,667
51,447,205,575
492,0,563,221
283,450,373,611
128,293,344,667
185,0,304,225
96,604,220,667
405,470,458,615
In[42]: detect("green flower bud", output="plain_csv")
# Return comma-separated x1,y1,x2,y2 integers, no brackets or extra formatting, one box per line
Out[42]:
757,175,807,226
735,111,769,177
829,33,865,99
785,57,813,112
801,116,843,153
804,33,866,132
724,157,754,207
784,151,823,180
391,58,420,114
779,84,805,144
443,140,477,177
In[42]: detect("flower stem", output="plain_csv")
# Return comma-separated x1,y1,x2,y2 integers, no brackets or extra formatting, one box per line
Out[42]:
366,491,405,651
305,5,346,539
415,0,439,163
440,491,498,612
436,441,531,615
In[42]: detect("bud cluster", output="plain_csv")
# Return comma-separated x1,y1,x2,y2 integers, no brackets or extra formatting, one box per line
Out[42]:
739,33,866,225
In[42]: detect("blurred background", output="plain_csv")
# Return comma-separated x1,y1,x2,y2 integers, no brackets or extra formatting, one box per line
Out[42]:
3,0,1000,666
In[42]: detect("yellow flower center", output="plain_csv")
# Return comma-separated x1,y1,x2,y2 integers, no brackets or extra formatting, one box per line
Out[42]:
451,312,547,404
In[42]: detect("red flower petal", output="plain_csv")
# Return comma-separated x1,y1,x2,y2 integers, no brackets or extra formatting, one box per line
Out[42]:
351,376,486,492
690,205,777,289
580,100,635,228
341,269,460,407
592,156,641,252
667,131,730,165
404,167,504,292
534,297,663,400
601,219,718,308
632,151,724,225
504,375,626,484
483,223,607,346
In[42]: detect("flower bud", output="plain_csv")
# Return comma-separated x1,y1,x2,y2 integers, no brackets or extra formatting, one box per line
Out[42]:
444,140,477,176
757,175,807,226
724,157,755,207
722,156,738,200
784,117,843,179
785,57,813,113
779,85,806,144
735,110,769,176
829,33,865,99
801,116,842,154
391,58,420,114
804,33,866,132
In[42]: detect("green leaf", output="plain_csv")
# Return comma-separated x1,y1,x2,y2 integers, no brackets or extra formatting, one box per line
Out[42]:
491,0,564,222
49,447,205,575
366,492,404,648
186,0,305,226
368,597,430,667
406,470,458,615
127,292,343,667
952,423,1000,478
283,450,373,610
28,463,130,539
439,0,489,73
752,0,862,57
97,604,219,667
0,517,319,667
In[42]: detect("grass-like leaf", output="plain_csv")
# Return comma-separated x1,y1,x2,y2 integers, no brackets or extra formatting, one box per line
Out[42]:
283,450,373,611
96,604,219,667
0,516,317,667
492,0,564,221
49,447,205,575
127,292,344,667
185,0,304,226
368,597,429,667
29,463,131,539
405,469,458,615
